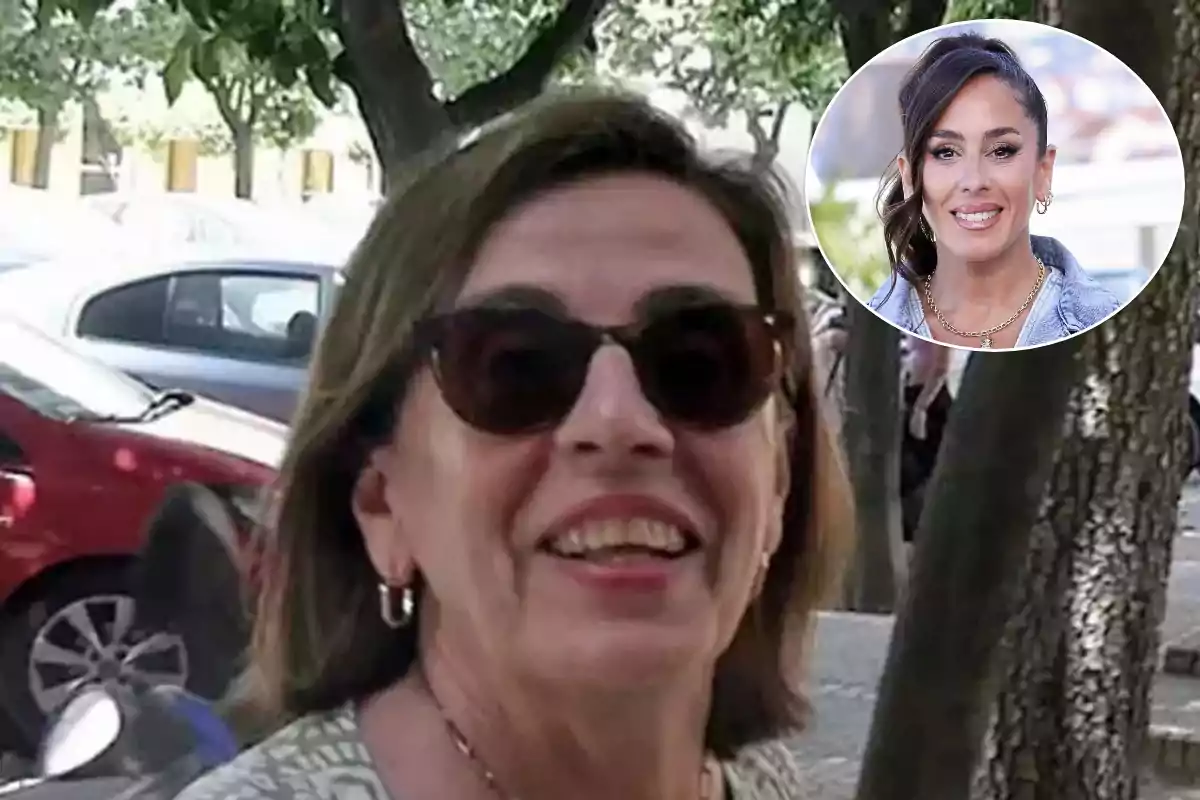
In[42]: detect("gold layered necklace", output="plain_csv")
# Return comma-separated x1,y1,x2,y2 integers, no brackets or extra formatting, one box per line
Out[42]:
922,255,1047,349
429,690,723,800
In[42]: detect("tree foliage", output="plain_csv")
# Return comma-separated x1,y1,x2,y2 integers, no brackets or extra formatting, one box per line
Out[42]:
604,0,844,131
0,0,175,114
405,0,600,99
111,0,609,175
164,22,319,152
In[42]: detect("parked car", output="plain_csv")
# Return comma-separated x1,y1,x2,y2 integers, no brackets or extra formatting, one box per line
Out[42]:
84,192,357,263
0,316,284,754
0,187,141,272
0,254,343,422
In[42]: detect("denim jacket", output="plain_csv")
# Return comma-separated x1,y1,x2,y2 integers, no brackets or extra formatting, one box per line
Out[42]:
867,235,1121,347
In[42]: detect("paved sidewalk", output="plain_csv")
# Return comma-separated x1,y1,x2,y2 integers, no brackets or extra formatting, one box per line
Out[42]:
787,611,1200,799
1163,528,1200,677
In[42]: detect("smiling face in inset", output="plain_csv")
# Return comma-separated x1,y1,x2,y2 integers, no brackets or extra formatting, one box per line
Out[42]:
900,74,1056,265
353,172,791,693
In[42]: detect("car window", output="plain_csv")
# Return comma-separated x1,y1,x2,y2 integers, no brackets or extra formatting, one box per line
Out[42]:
163,271,321,364
77,278,170,346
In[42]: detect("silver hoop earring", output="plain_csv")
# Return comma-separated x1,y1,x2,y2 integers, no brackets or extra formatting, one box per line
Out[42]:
1036,191,1053,215
379,581,415,629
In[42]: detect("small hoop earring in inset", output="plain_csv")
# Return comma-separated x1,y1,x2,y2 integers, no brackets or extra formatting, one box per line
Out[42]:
379,581,415,629
1036,191,1053,215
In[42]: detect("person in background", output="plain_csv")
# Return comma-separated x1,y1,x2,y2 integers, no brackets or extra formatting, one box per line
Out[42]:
176,91,853,800
898,336,954,543
808,288,952,544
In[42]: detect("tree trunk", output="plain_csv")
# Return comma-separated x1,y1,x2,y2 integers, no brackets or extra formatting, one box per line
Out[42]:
974,1,1199,797
336,0,608,185
233,125,255,200
32,106,58,190
336,0,453,185
840,306,904,612
856,340,1085,800
829,0,943,615
833,0,948,73
1057,0,1176,101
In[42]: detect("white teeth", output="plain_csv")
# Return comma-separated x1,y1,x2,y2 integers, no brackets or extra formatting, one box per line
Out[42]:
956,210,999,222
547,518,689,557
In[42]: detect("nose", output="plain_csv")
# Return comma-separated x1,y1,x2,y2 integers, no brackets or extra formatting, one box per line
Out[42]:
553,344,675,466
957,152,989,193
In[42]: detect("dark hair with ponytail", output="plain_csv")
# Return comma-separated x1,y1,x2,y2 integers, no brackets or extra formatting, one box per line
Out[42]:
876,32,1049,297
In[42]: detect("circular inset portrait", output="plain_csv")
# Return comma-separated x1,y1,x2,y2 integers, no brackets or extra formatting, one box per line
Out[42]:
805,19,1185,351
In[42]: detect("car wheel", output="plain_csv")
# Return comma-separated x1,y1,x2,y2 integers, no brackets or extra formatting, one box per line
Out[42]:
0,562,191,756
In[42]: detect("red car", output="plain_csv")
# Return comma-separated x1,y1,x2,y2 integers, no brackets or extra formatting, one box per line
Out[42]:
0,317,284,753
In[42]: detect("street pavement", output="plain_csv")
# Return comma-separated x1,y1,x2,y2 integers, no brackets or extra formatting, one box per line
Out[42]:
772,485,1200,800
7,489,1200,799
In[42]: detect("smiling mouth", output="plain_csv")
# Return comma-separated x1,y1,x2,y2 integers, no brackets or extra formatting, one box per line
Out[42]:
954,209,1000,223
540,518,701,561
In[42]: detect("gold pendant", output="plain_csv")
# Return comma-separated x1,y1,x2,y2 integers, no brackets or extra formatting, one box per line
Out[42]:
980,336,993,348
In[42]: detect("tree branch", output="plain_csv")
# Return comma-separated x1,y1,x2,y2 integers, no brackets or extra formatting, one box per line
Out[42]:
336,0,450,175
244,70,268,128
201,72,241,132
446,0,610,129
768,100,791,144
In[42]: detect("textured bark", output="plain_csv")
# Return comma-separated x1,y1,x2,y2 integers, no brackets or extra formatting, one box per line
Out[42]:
974,1,1200,796
856,340,1085,800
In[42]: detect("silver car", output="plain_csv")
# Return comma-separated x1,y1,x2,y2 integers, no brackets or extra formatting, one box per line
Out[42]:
0,253,343,422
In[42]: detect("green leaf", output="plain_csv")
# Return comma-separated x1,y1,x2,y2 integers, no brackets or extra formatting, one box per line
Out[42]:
180,0,214,31
194,35,223,81
306,56,337,106
298,30,326,66
272,54,298,87
163,28,200,104
246,24,279,60
35,0,59,28
330,49,353,84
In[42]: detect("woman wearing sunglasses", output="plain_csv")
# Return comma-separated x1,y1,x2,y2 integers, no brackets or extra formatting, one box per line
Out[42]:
177,91,853,800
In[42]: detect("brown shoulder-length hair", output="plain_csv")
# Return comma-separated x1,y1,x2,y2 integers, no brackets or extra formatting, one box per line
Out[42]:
233,89,854,758
877,32,1049,293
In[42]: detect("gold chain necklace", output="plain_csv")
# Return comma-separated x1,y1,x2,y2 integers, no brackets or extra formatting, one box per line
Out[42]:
922,256,1047,348
431,691,721,800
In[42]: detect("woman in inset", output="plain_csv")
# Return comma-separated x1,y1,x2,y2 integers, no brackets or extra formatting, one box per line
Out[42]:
869,32,1119,349
176,92,853,799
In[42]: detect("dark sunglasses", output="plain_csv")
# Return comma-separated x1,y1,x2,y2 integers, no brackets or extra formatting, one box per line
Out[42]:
412,302,795,435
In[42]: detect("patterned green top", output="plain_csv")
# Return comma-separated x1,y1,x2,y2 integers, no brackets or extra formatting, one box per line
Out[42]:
173,703,809,799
